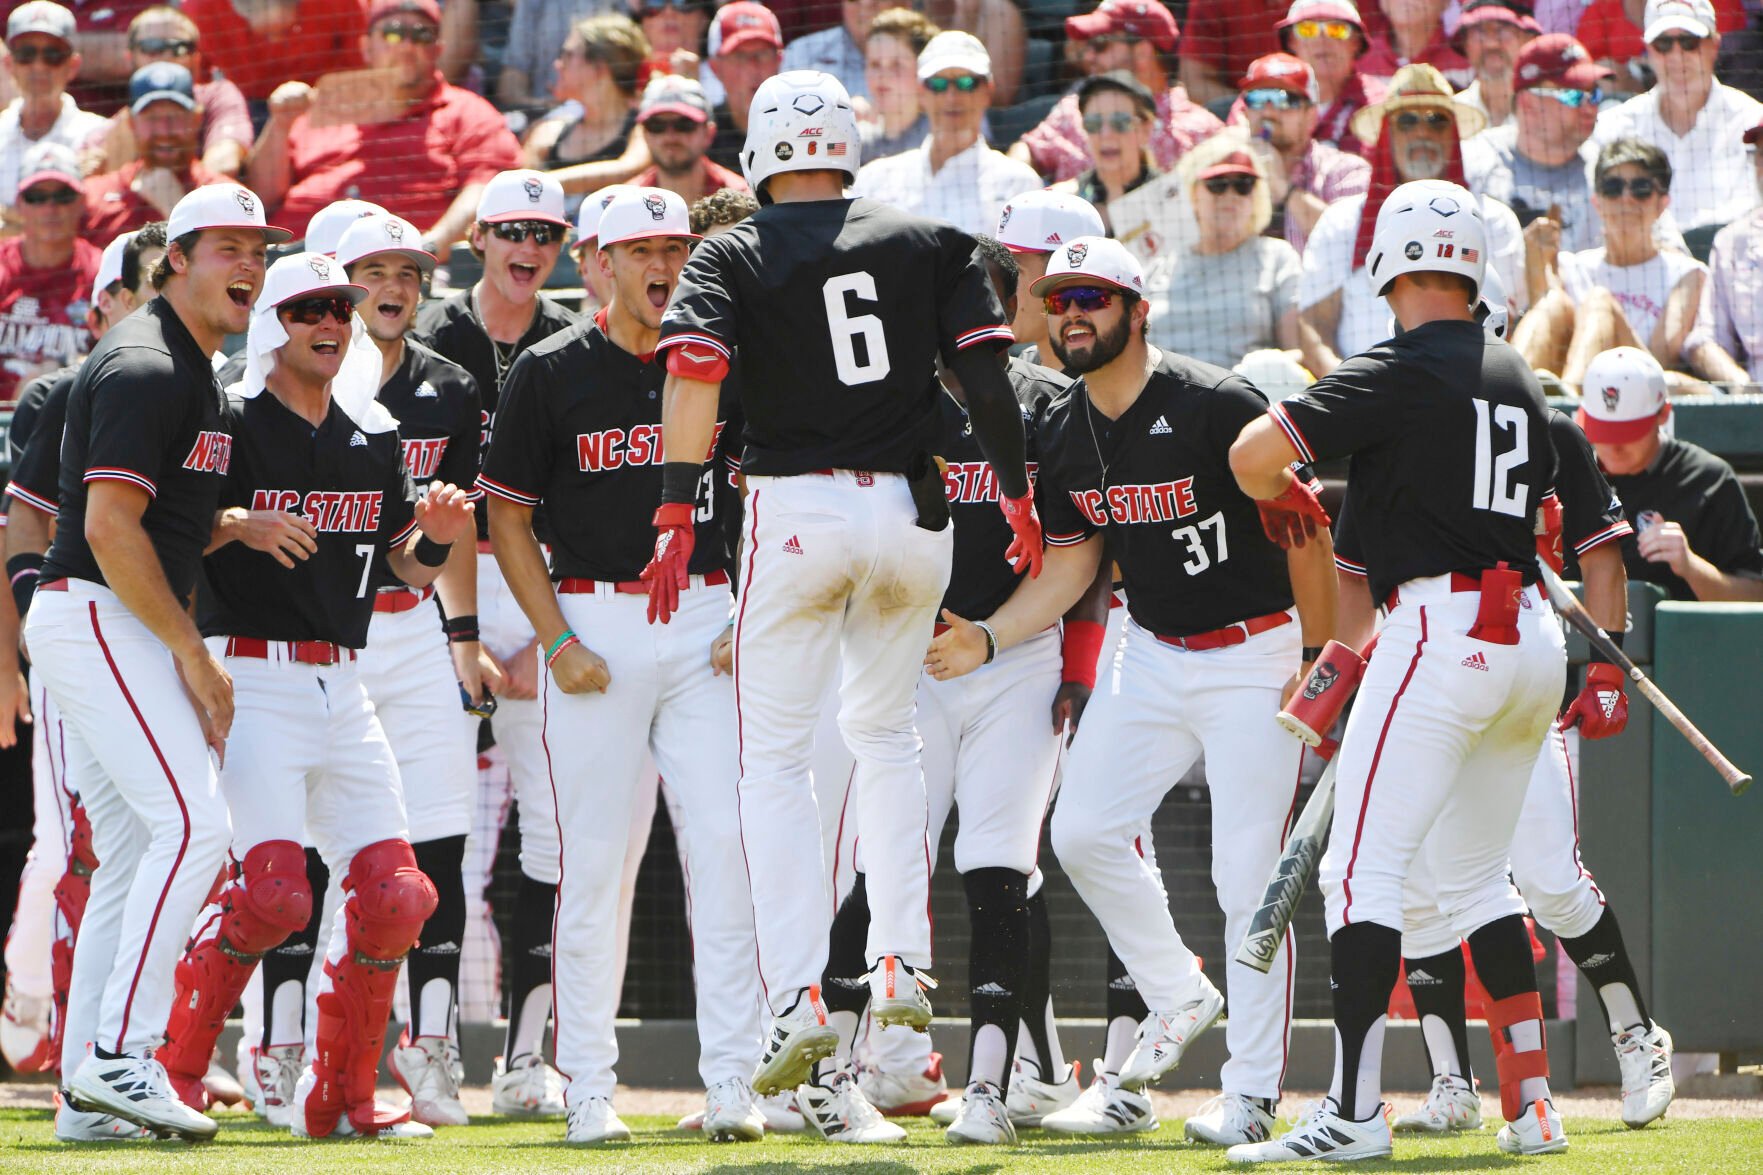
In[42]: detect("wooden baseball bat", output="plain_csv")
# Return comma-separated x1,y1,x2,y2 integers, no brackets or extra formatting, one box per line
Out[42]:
1538,565,1752,796
1235,756,1337,974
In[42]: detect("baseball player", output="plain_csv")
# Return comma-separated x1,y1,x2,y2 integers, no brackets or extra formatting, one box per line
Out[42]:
1227,180,1567,1162
995,189,1108,366
645,70,1038,1132
26,184,288,1143
335,212,490,1128
926,234,1338,1147
155,251,474,1140
481,186,769,1145
302,199,388,258
412,168,579,1115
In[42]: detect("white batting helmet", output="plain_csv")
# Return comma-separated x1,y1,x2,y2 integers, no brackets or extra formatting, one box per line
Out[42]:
1476,263,1511,340
1366,180,1487,301
741,71,860,200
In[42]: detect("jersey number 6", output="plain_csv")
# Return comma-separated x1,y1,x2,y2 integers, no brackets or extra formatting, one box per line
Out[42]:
1472,397,1529,519
823,273,892,386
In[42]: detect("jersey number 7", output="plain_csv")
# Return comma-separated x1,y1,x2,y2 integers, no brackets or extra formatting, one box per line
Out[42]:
823,273,893,386
1472,397,1529,519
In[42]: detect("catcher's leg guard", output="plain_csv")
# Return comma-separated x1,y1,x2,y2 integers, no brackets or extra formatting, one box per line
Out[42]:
1486,991,1549,1121
159,840,312,1105
46,798,98,1073
306,839,437,1137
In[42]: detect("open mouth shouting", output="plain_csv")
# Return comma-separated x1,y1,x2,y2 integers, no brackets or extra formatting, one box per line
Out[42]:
507,261,541,287
227,280,255,307
373,298,409,328
1060,319,1096,349
646,279,670,311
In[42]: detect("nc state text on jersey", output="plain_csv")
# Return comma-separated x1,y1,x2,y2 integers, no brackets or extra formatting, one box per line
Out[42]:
1070,478,1198,527
575,421,726,472
941,461,1038,504
181,431,233,474
250,489,385,532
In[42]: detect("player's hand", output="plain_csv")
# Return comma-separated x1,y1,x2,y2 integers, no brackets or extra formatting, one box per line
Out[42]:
176,646,234,760
267,80,313,125
451,638,502,705
497,639,541,700
1257,476,1331,549
1279,655,1318,711
668,47,701,78
1000,493,1044,578
1050,680,1090,743
924,609,989,681
642,503,695,624
413,483,476,546
0,665,31,748
225,508,319,568
709,624,734,675
1636,519,1690,574
1561,661,1628,739
549,640,610,694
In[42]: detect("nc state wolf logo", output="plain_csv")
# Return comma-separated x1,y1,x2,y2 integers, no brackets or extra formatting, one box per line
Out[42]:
1601,385,1622,412
1066,242,1088,267
1301,661,1339,701
306,255,332,278
384,220,405,242
234,188,256,216
522,177,544,203
999,204,1013,231
643,194,668,221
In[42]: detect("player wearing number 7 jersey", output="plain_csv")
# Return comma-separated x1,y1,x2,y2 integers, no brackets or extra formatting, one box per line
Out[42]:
646,70,1040,1123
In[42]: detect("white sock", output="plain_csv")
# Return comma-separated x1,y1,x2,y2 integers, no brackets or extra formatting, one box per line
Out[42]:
1507,1018,1551,1108
417,978,454,1041
268,978,304,1048
1419,1013,1462,1080
1102,1015,1137,1078
1599,982,1645,1035
969,1023,1008,1089
1327,1020,1386,1121
508,985,551,1065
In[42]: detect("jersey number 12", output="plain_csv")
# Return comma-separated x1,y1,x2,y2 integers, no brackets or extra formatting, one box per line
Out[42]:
823,273,892,386
1471,398,1528,518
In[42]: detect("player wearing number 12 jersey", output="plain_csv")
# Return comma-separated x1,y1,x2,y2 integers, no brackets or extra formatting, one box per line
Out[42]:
646,71,1039,1122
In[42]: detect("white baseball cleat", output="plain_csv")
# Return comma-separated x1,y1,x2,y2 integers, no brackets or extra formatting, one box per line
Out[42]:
1005,1057,1082,1127
0,986,51,1072
856,1050,949,1116
1614,1023,1675,1128
1226,1098,1392,1163
289,1068,434,1139
865,956,935,1031
54,1104,150,1142
798,1067,908,1143
751,987,839,1097
1185,1092,1276,1146
1496,1099,1568,1155
945,1080,1017,1145
389,1033,470,1128
236,1039,261,1113
250,1045,304,1128
1392,1073,1482,1133
1039,1062,1158,1135
66,1052,219,1142
491,1053,568,1116
758,1090,806,1132
703,1077,766,1142
1118,975,1225,1088
565,1096,632,1144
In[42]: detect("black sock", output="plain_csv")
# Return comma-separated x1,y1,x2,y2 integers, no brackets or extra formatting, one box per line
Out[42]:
1465,914,1539,1002
1330,921,1401,1121
822,872,872,1017
1403,947,1473,1082
963,867,1028,1089
261,848,328,1050
408,835,466,1040
1105,944,1148,1025
1018,888,1057,1078
502,873,556,1064
1558,907,1650,1033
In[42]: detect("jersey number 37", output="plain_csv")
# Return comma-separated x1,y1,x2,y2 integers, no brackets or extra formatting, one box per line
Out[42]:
823,273,892,386
1471,397,1529,519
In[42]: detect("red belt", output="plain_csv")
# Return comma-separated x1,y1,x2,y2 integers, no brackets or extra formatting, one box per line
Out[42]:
39,578,66,592
1384,571,1486,612
556,568,729,595
1153,609,1292,651
372,584,435,613
224,637,355,666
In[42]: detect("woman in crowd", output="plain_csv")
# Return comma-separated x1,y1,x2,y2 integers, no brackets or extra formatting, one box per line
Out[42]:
1050,72,1159,236
858,7,941,163
523,14,650,170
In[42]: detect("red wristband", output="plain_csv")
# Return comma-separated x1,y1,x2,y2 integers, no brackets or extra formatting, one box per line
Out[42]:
1061,619,1105,688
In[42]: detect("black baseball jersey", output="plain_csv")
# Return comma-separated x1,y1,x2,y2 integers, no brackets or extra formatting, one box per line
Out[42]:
199,391,418,647
6,366,74,515
42,299,233,604
939,356,1070,619
367,339,482,592
1036,352,1296,638
479,318,740,583
1273,320,1554,603
657,197,1014,477
1602,436,1763,601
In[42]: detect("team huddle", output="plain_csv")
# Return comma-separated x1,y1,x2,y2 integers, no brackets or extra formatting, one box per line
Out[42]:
1,68,1681,1159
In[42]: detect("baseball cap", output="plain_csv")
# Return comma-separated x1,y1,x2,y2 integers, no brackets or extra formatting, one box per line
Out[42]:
1642,0,1714,41
6,1,74,44
1076,69,1156,114
639,74,712,123
1276,0,1367,48
336,212,437,274
304,199,387,256
368,0,442,25
596,187,699,249
17,141,82,194
477,168,570,227
576,184,639,247
1453,0,1541,50
1513,34,1611,92
997,190,1106,253
129,62,197,114
166,182,293,242
917,30,991,80
93,230,137,301
1067,0,1180,53
1028,235,1146,298
1198,149,1260,180
255,252,368,313
712,2,782,56
1576,346,1670,443
1240,53,1318,100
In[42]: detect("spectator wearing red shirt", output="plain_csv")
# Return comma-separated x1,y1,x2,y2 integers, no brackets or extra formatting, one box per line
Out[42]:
1276,0,1388,156
1180,0,1300,105
248,0,519,249
180,0,367,103
82,63,224,247
1,0,155,117
1356,0,1472,88
0,141,99,402
629,74,747,206
1576,0,1744,93
99,7,253,178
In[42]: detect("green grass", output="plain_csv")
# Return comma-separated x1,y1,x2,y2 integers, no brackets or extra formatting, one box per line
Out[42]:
5,1110,1763,1173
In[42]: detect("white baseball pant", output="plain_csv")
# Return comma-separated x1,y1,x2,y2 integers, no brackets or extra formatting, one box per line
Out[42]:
477,555,558,883
3,681,71,1004
26,580,231,1073
734,471,952,1012
613,756,662,997
1052,614,1304,1099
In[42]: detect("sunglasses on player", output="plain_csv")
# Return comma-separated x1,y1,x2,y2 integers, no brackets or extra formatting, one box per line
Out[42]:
1293,19,1355,39
642,115,701,135
924,74,983,93
1528,85,1600,107
1597,175,1662,199
1648,33,1704,53
489,221,563,246
1082,111,1141,133
1203,174,1258,195
1244,87,1307,110
1393,109,1453,131
376,20,439,43
132,37,196,57
10,44,71,65
280,296,356,325
19,185,77,205
1043,286,1115,315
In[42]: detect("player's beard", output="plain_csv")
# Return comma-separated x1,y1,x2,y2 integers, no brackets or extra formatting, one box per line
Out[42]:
1051,311,1133,375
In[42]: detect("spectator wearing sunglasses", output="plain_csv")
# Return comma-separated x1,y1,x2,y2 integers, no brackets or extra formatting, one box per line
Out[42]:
1050,72,1159,234
1273,0,1386,157
1574,0,1743,94
96,7,252,178
850,31,1038,235
0,3,106,209
629,74,747,205
1453,0,1541,131
81,64,226,246
1685,117,1763,387
179,0,367,105
1591,0,1762,238
633,0,719,104
500,0,628,113
0,0,154,118
1227,52,1369,252
1356,0,1472,89
1012,0,1222,184
249,0,519,249
520,15,646,171
0,141,99,402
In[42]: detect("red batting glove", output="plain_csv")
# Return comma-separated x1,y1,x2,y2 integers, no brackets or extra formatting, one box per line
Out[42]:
1561,661,1628,739
1257,477,1332,549
641,503,695,624
1000,492,1043,578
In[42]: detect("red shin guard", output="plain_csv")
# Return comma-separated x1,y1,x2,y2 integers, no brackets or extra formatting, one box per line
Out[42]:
1486,990,1549,1121
44,800,98,1073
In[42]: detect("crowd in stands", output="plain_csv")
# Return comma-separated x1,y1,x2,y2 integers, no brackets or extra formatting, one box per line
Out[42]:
0,0,1760,402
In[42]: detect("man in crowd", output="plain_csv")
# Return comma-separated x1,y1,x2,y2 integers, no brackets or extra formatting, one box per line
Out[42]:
1356,0,1471,87
80,63,224,244
247,0,519,247
0,141,99,402
1457,0,1541,131
1012,0,1221,184
630,74,748,205
851,31,1040,236
1237,52,1370,253
706,1,783,171
1687,117,1763,386
0,2,105,208
1276,0,1385,156
178,0,366,105
107,7,251,178
781,0,888,98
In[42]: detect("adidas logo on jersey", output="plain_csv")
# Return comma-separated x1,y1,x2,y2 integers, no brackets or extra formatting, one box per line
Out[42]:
350,430,368,447
782,535,804,555
1149,415,1172,436
415,380,438,398
1406,969,1442,986
1461,651,1489,671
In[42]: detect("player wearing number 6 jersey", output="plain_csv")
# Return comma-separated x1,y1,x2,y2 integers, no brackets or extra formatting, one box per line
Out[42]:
646,71,1039,1123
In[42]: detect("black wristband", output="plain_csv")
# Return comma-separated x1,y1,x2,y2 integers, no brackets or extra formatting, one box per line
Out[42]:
1302,645,1323,662
660,461,702,506
1589,628,1625,664
414,536,451,567
444,613,480,644
8,552,43,617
